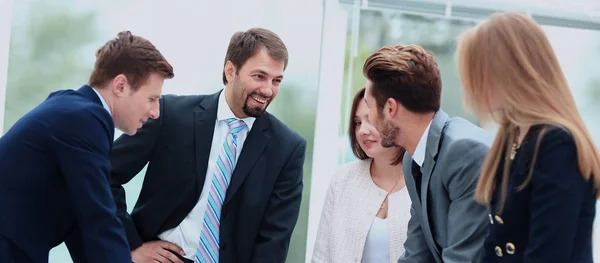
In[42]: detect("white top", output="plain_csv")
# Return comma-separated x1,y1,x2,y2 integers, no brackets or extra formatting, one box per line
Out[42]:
412,119,432,166
312,159,412,263
361,217,390,263
157,89,255,260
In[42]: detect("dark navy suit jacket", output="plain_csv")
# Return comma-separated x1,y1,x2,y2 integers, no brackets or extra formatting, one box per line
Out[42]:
0,85,131,263
483,125,596,263
110,90,306,263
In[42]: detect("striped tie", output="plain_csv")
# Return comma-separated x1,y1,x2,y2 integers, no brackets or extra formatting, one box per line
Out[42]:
195,118,246,263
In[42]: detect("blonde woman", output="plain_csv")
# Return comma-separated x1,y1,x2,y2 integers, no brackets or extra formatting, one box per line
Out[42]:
457,12,600,263
312,88,411,263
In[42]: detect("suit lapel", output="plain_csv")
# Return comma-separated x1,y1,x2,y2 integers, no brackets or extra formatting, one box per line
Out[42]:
224,114,271,206
404,154,422,209
194,92,220,194
420,110,449,259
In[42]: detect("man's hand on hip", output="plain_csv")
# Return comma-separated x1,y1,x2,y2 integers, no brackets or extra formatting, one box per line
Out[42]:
132,240,185,263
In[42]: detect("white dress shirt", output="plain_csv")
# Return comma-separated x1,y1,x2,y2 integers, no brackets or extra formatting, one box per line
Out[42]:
312,159,412,263
158,89,255,260
412,120,432,167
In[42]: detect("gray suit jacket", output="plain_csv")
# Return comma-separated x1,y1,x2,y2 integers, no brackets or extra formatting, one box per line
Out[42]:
398,110,493,263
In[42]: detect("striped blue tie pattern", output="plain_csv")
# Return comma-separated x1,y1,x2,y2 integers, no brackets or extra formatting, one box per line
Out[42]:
195,118,246,263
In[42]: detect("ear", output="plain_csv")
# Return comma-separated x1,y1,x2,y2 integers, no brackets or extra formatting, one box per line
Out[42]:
385,98,398,118
111,74,128,97
224,61,237,83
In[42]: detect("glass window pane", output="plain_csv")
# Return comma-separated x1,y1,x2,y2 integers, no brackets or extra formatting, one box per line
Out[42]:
337,9,479,163
336,6,600,262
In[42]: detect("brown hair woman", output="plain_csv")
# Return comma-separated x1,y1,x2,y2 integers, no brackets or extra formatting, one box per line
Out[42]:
457,11,600,263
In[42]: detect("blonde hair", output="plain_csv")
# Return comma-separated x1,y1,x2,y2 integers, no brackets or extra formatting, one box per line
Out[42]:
456,12,600,210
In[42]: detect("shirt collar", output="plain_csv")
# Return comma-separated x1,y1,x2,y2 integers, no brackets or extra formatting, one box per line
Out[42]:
217,89,255,130
413,119,433,167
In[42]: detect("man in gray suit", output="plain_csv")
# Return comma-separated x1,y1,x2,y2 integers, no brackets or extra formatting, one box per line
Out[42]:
362,43,493,263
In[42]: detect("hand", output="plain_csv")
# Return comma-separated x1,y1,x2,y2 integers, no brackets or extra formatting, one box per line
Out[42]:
132,240,185,263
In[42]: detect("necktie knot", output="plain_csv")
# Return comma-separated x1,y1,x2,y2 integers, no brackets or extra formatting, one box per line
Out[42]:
227,118,246,135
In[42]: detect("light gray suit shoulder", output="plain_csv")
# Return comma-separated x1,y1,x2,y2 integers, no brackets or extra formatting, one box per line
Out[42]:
399,110,492,263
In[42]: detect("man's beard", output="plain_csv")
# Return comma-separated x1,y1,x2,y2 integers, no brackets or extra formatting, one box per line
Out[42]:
242,93,269,118
232,76,269,118
379,119,399,148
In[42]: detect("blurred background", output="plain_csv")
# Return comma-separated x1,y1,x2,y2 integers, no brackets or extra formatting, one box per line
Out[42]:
0,0,598,262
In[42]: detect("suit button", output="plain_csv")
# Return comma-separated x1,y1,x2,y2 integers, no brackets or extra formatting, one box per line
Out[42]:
506,242,516,255
494,215,504,224
220,242,227,250
488,214,494,224
495,246,503,257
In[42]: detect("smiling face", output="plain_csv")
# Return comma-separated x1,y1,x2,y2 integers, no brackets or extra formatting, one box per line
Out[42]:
224,48,284,118
354,100,390,159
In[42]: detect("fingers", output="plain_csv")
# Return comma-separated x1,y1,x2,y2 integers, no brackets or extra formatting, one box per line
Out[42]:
155,248,183,263
133,240,185,263
159,241,185,255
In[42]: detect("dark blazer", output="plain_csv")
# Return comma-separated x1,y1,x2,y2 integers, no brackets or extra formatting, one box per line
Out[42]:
110,90,306,263
483,125,596,263
399,110,493,263
0,85,131,263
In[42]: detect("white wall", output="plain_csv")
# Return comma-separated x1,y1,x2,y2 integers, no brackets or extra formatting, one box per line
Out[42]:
0,0,14,134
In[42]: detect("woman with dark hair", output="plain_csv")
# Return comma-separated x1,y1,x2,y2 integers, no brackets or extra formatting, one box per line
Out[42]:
312,88,411,263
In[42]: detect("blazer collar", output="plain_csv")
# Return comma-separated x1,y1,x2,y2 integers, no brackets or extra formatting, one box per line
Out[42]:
77,85,104,107
425,109,449,161
418,109,448,261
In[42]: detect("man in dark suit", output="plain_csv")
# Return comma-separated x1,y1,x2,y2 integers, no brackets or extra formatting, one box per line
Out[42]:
0,31,174,263
110,27,306,263
362,44,493,263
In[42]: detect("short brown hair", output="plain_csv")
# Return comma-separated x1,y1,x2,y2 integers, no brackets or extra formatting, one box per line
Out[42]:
349,87,405,165
363,44,441,114
89,31,174,90
222,28,288,84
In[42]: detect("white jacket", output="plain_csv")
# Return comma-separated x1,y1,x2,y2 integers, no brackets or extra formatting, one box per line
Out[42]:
312,159,412,263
